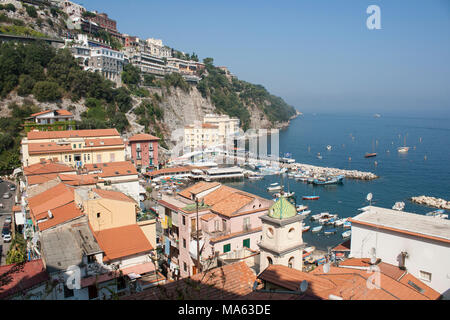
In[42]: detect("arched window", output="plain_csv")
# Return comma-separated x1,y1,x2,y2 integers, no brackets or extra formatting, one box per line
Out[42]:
266,227,274,239
267,257,273,265
288,257,295,268
287,227,295,239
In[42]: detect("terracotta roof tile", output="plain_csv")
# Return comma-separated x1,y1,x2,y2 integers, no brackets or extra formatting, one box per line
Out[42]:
83,138,124,148
28,142,72,155
92,224,153,261
122,261,256,300
27,174,60,186
84,161,138,177
37,202,84,231
210,193,254,217
28,183,74,220
30,109,73,117
59,174,101,186
200,213,218,221
0,259,49,299
129,133,160,142
93,188,136,204
178,181,220,199
399,273,441,300
24,161,74,176
27,128,119,140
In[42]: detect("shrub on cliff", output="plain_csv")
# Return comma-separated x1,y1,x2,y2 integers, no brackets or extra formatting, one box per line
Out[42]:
32,81,62,102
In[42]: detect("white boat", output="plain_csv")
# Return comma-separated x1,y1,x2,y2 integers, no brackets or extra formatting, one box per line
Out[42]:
267,183,282,192
296,204,309,212
248,174,263,180
304,246,315,253
318,218,329,224
311,226,323,233
397,146,409,153
334,219,345,227
302,225,310,232
274,191,295,198
342,230,352,238
299,210,311,217
326,145,332,151
392,201,405,211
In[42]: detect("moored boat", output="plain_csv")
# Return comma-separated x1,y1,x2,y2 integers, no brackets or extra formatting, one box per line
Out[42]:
267,183,282,192
342,230,352,238
365,153,377,158
311,226,323,233
343,221,351,228
312,175,344,185
303,195,320,200
324,228,337,235
302,225,310,232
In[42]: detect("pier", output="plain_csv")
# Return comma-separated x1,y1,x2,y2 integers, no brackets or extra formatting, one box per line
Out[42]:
411,196,450,210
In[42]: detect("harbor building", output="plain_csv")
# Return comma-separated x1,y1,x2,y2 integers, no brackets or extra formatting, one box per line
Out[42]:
203,114,240,145
348,206,450,298
258,197,305,272
21,129,126,167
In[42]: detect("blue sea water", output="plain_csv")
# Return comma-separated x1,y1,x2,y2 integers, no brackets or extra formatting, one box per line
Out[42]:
224,113,450,251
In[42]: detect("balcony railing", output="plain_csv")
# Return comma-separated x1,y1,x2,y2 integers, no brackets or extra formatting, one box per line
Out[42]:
190,230,203,240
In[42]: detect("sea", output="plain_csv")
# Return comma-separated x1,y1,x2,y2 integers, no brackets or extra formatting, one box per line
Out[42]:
223,112,450,251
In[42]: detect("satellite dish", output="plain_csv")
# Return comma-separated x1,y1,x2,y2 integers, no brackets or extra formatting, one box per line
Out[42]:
366,193,373,201
323,262,330,274
299,280,308,293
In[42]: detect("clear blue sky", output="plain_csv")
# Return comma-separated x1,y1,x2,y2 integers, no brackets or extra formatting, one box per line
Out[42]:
82,0,450,116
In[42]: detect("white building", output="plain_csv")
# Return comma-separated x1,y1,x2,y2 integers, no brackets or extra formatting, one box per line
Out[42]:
184,122,220,152
349,206,450,299
203,114,240,144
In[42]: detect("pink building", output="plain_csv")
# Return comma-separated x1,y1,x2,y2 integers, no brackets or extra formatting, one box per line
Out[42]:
128,134,159,172
156,182,273,278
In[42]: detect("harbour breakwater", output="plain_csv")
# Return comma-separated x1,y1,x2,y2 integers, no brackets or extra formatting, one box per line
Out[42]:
411,196,450,210
289,163,378,180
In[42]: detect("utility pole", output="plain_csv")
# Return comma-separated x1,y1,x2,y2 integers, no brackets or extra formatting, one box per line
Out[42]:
195,196,201,274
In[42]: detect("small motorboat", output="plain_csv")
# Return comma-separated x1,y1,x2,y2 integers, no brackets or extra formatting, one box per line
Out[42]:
299,210,311,217
343,221,351,228
342,230,352,238
324,228,337,235
312,175,344,185
398,146,409,153
302,250,312,259
274,191,295,198
302,225,310,232
318,218,329,225
311,226,323,233
326,145,332,151
304,256,315,264
392,201,405,211
303,195,320,200
316,257,327,266
365,153,377,158
267,183,282,192
248,174,264,180
296,204,309,212
334,219,345,227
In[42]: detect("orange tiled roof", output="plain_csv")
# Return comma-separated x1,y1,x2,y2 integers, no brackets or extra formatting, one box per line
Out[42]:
178,181,220,199
83,138,124,148
200,213,218,221
27,128,120,140
84,161,138,177
30,109,73,117
93,188,136,203
92,224,153,261
11,206,21,212
27,173,60,185
122,261,256,300
399,273,441,300
27,183,74,220
37,202,84,231
338,258,407,280
210,192,254,217
0,259,49,299
23,161,74,176
59,174,101,186
146,166,193,177
129,133,160,142
28,142,72,155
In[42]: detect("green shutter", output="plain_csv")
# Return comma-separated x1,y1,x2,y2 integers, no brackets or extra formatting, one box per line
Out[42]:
243,238,250,248
223,244,231,253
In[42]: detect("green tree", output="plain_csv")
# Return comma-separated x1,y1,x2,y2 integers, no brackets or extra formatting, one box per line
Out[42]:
121,64,140,85
32,81,62,102
25,5,38,18
17,74,36,96
6,234,27,265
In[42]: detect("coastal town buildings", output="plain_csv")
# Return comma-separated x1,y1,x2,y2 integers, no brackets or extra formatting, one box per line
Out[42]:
21,128,126,167
184,122,220,152
128,133,160,172
156,181,273,279
89,46,124,84
348,206,450,299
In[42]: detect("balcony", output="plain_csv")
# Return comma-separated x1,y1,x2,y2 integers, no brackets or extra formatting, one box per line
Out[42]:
203,227,230,238
190,229,203,240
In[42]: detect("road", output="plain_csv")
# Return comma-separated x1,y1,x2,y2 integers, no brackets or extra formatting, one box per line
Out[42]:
0,179,16,265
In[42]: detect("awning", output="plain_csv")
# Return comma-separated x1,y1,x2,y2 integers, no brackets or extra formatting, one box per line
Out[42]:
15,212,25,225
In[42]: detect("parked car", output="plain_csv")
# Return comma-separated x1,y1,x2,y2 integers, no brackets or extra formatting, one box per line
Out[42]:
2,226,10,237
2,233,11,242
2,193,10,199
4,216,11,224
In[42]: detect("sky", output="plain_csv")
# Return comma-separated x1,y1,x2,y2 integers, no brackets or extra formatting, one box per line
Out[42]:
82,0,450,116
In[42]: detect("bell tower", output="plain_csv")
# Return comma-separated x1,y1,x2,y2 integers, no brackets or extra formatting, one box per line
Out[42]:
258,196,304,272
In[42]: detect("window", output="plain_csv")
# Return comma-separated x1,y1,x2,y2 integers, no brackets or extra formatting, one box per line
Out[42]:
183,262,187,272
182,215,186,225
117,277,126,291
267,257,273,265
243,217,250,230
74,154,81,162
266,227,274,239
97,212,101,218
63,284,74,298
183,238,186,248
420,271,432,282
288,257,295,268
243,238,250,248
223,243,231,253
78,143,82,149
65,155,68,162
68,155,72,162
287,227,295,240
97,154,102,163
73,144,76,149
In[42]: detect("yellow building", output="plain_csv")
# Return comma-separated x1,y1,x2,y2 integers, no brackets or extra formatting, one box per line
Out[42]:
203,114,240,144
21,129,126,167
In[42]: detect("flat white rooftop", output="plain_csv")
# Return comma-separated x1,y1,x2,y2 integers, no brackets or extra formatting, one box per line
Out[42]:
351,206,450,242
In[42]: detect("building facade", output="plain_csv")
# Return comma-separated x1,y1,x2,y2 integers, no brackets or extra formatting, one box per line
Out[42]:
128,133,160,172
184,123,220,152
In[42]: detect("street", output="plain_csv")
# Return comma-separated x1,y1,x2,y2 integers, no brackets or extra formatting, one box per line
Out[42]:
0,179,16,265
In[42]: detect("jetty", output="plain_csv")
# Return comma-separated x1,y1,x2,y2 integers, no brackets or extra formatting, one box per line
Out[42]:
289,163,378,180
411,196,450,210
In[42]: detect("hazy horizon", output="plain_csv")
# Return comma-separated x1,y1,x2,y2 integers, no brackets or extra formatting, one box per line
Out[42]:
84,0,450,115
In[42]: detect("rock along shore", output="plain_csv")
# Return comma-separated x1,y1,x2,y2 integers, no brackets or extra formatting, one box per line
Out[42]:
411,195,450,210
290,163,378,180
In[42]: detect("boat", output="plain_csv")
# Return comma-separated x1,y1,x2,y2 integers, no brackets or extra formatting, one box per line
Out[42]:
296,204,309,212
302,250,312,259
304,256,315,264
392,201,405,211
326,218,336,225
312,175,344,185
302,225,310,232
299,210,311,217
317,153,323,159
334,219,345,227
343,221,351,228
324,228,337,235
274,191,295,198
326,145,332,151
365,153,377,158
304,246,315,253
342,230,352,238
318,218,329,224
267,183,282,192
398,136,409,153
311,226,323,233
374,113,381,118
248,173,264,180
426,209,448,219
303,195,320,200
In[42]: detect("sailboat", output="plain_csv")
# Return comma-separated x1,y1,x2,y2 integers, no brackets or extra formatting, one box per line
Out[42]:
398,135,409,153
